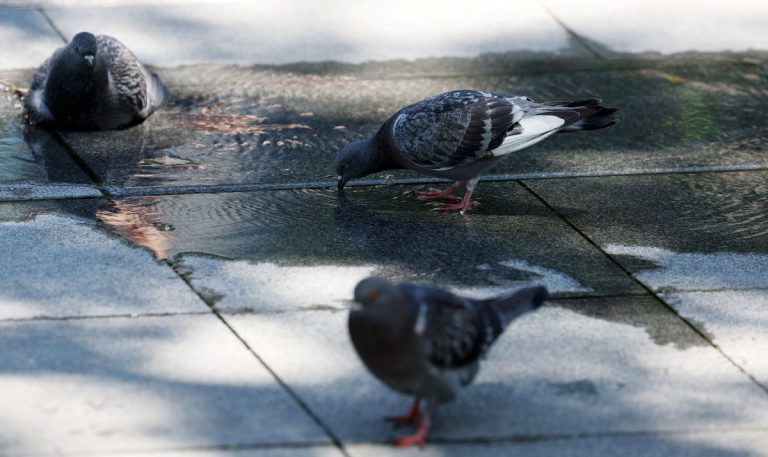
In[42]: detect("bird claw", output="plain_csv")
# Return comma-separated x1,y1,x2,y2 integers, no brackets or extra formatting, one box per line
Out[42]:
395,433,427,448
393,414,430,448
430,200,480,214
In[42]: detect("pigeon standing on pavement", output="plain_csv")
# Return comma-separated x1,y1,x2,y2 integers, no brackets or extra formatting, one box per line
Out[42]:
348,277,548,448
26,32,168,130
335,90,618,214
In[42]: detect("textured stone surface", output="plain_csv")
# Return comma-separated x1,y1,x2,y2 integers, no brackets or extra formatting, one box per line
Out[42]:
94,184,642,301
0,314,331,455
48,59,768,191
226,297,768,443
527,172,768,292
144,448,344,457
348,431,768,457
544,0,768,55
663,289,768,385
0,200,208,319
0,8,64,69
1,3,767,455
0,81,98,199
42,0,579,66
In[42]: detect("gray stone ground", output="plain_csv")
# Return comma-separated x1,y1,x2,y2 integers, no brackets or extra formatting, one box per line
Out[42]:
1,1,768,456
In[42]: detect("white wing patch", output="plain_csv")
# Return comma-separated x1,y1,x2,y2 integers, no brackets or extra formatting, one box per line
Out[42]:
28,89,54,122
491,115,565,157
413,303,428,334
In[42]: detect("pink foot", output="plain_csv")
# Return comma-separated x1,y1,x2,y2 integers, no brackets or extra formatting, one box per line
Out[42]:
431,189,479,215
385,399,421,427
394,414,430,448
431,200,480,213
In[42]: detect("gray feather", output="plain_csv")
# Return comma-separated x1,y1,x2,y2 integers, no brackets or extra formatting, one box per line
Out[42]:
348,277,548,406
334,90,618,191
25,32,168,130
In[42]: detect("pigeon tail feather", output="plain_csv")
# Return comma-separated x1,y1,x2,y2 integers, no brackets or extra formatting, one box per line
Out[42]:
147,71,169,110
489,286,548,326
538,99,619,133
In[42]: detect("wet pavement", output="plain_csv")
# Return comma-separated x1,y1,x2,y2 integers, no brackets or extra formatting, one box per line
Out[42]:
7,59,766,193
2,1,768,456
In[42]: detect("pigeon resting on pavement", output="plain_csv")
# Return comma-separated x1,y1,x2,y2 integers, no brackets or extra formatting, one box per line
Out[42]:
26,32,168,130
335,90,618,213
348,277,548,447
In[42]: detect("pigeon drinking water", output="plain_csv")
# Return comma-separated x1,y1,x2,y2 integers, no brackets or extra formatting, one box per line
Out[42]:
26,32,168,130
335,90,618,214
348,277,548,447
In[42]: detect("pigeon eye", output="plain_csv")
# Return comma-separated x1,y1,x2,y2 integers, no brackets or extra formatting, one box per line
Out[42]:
75,45,80,52
367,291,379,303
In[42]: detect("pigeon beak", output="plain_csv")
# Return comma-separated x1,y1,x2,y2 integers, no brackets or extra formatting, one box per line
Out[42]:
337,175,346,192
350,302,363,312
83,54,94,67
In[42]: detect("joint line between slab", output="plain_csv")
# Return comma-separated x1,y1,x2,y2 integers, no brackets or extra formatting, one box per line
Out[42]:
105,165,768,198
0,310,212,323
36,8,67,43
166,261,352,457
517,179,768,397
425,424,768,446
536,1,605,61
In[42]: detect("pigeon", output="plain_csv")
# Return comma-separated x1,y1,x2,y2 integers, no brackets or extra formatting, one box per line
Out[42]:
348,277,548,448
335,90,618,213
25,32,168,131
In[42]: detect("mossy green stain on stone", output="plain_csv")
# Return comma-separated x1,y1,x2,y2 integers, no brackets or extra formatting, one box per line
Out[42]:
663,84,722,145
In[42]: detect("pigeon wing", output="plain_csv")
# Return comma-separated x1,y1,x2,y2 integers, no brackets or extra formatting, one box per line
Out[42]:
392,90,523,170
97,35,167,118
25,47,64,122
412,287,504,370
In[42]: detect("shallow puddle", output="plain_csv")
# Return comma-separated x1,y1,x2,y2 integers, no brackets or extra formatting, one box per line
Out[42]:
13,54,763,192
91,183,640,297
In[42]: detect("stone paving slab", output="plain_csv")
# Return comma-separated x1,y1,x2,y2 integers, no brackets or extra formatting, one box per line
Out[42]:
49,58,768,192
0,314,331,455
348,431,768,457
526,171,768,293
662,290,768,386
95,184,642,300
142,447,344,457
225,297,768,445
0,78,100,200
0,8,63,69
526,171,768,400
543,0,768,56
40,0,580,66
0,198,209,319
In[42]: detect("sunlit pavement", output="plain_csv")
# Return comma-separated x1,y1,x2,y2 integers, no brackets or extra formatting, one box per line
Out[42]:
1,1,768,456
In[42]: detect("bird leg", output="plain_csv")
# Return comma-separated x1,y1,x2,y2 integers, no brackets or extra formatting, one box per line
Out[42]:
416,182,462,201
394,412,430,448
431,178,480,215
385,398,421,427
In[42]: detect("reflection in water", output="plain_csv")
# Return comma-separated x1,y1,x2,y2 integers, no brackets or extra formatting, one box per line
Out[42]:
184,105,311,137
334,189,592,294
96,199,173,261
93,186,595,295
0,92,47,182
22,125,94,184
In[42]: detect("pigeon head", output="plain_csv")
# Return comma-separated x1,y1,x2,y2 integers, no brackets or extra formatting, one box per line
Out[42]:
69,32,98,68
352,277,401,312
335,140,371,192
